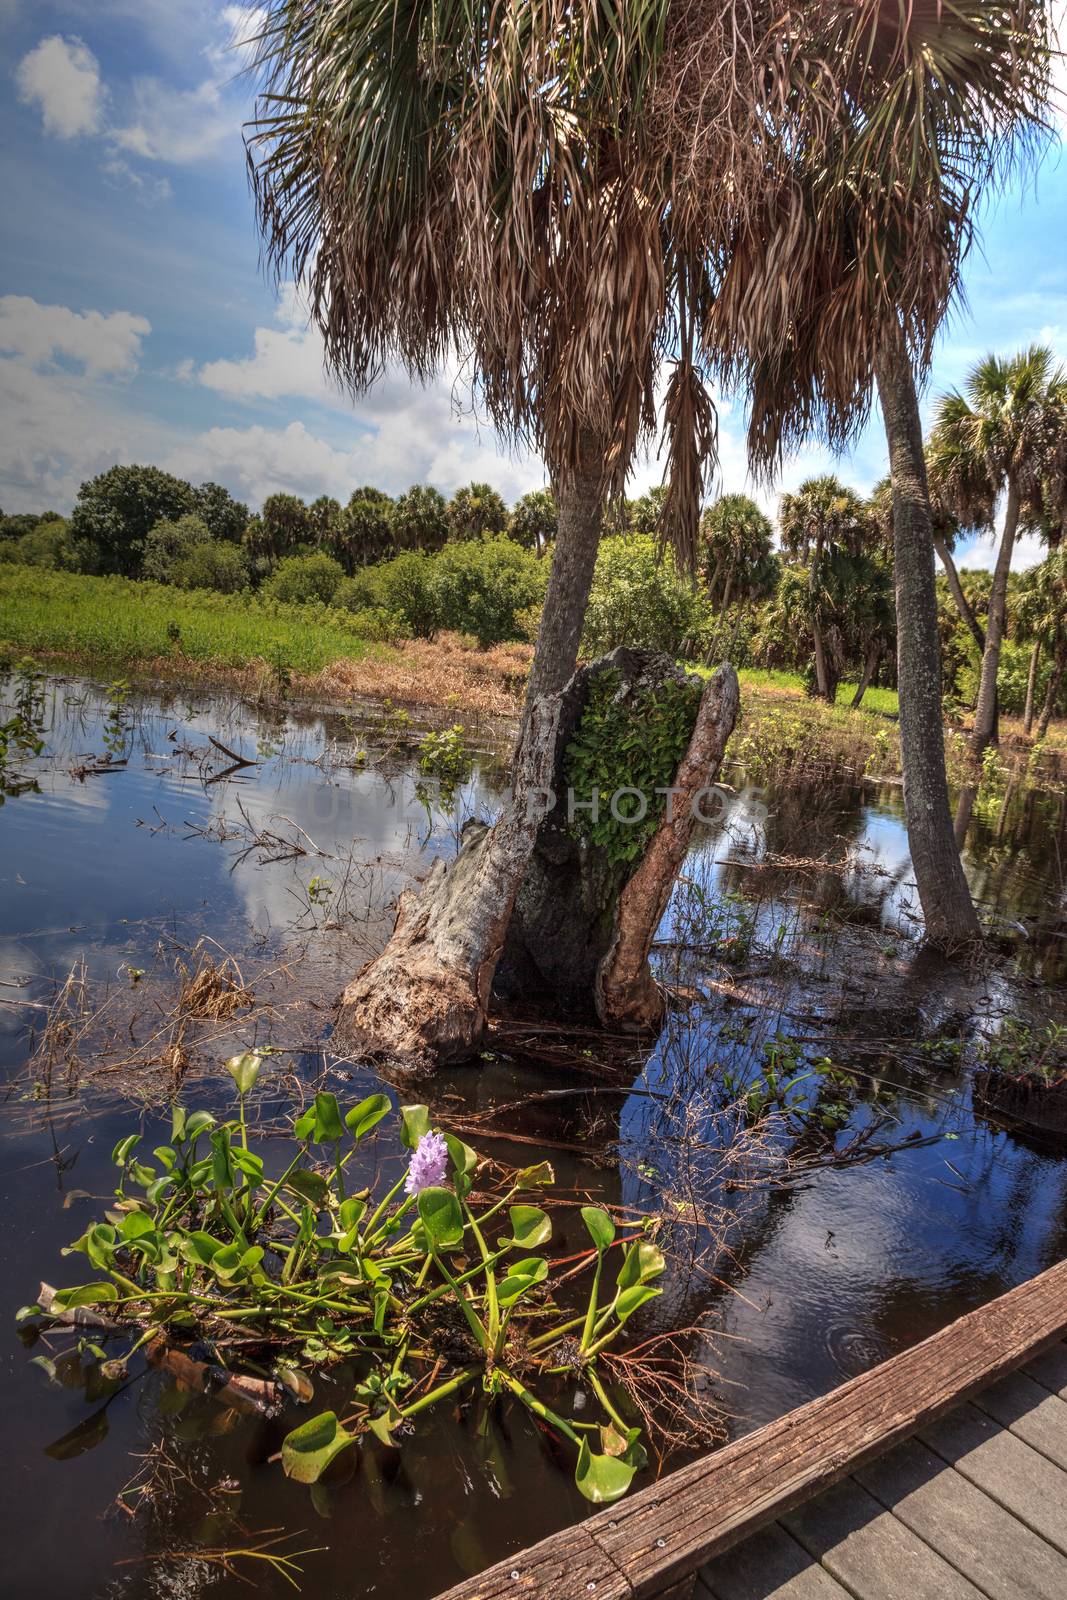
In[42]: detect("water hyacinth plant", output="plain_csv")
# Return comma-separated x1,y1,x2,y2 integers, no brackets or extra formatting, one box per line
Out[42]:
20,1054,666,1504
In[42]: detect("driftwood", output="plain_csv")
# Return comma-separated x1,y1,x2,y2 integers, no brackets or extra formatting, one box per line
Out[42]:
146,1338,283,1417
335,653,739,1068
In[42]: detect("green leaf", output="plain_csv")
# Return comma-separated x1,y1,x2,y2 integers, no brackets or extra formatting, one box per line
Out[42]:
225,1051,264,1098
613,1284,662,1324
399,1104,431,1151
515,1161,555,1187
309,1092,345,1143
443,1131,478,1178
504,1206,551,1250
184,1110,217,1143
210,1128,235,1191
285,1169,328,1207
344,1093,391,1141
615,1240,664,1292
111,1134,139,1168
496,1255,548,1306
64,1223,117,1270
338,1196,366,1232
417,1186,464,1249
180,1231,224,1268
575,1438,638,1504
119,1211,156,1242
51,1283,119,1309
581,1206,615,1253
280,1411,357,1484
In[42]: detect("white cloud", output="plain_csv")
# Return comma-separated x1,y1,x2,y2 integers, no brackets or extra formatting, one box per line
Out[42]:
197,288,341,403
109,4,261,165
110,77,236,164
0,296,150,376
101,157,173,206
16,35,106,140
956,528,1047,574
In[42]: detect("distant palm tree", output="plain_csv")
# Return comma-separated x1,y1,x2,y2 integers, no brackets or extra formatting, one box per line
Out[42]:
929,347,1063,753
780,477,872,702
700,494,774,613
1017,548,1067,738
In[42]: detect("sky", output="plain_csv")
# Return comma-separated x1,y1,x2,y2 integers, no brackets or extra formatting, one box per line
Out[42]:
1,2,1066,571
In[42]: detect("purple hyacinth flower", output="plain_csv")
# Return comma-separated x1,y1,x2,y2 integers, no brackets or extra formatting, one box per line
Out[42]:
404,1131,450,1196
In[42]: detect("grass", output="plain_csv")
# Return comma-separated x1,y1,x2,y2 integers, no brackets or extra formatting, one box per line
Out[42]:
0,563,386,676
2,563,1060,782
737,665,900,717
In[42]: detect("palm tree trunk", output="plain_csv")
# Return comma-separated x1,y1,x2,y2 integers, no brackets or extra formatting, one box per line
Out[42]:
1023,636,1042,736
851,642,881,709
520,431,608,726
971,478,1020,755
874,321,979,944
810,535,832,700
1036,631,1066,741
932,531,985,653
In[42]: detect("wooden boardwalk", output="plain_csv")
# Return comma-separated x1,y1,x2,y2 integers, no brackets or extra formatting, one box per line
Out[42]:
699,1340,1067,1600
434,1258,1067,1600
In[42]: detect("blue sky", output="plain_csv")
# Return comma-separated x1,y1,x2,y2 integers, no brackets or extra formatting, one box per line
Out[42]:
1,1,1066,570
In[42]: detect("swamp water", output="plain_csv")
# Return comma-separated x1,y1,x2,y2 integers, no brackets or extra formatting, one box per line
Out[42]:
1,675,1066,1599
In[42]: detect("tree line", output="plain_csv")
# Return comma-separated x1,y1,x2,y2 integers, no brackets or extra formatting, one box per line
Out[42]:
2,338,1064,728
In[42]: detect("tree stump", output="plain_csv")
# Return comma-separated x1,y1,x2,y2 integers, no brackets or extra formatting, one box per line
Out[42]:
497,651,739,1030
334,650,739,1070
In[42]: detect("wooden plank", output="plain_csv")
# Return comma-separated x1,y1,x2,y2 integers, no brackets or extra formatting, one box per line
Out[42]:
586,1259,1067,1600
856,1436,1067,1600
427,1524,630,1600
971,1371,1067,1471
782,1478,986,1600
700,1521,851,1600
918,1403,1067,1558
1023,1341,1067,1400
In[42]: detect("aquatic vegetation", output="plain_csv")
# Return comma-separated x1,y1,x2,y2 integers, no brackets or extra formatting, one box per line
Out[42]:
977,1020,1067,1084
417,723,474,803
0,657,47,798
21,1060,667,1505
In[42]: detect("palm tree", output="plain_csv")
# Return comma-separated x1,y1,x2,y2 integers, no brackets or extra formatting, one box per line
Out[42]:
929,347,1062,754
873,470,986,656
664,3,1053,943
1017,548,1067,738
245,1,1051,1045
700,494,773,613
779,477,871,703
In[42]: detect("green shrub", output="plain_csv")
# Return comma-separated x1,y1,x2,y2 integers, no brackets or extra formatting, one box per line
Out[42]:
327,598,411,642
142,514,215,583
433,536,546,648
12,517,94,573
264,552,345,605
583,535,710,657
338,551,441,638
170,540,250,594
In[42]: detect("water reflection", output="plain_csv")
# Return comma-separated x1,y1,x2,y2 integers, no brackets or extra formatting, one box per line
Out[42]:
0,675,1065,1600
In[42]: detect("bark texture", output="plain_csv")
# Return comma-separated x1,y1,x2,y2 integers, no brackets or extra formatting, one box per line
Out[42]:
520,431,608,726
1023,637,1042,736
933,531,985,653
595,665,740,1028
1036,631,1066,741
334,693,562,1069
875,324,979,945
971,479,1020,755
337,433,613,1070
